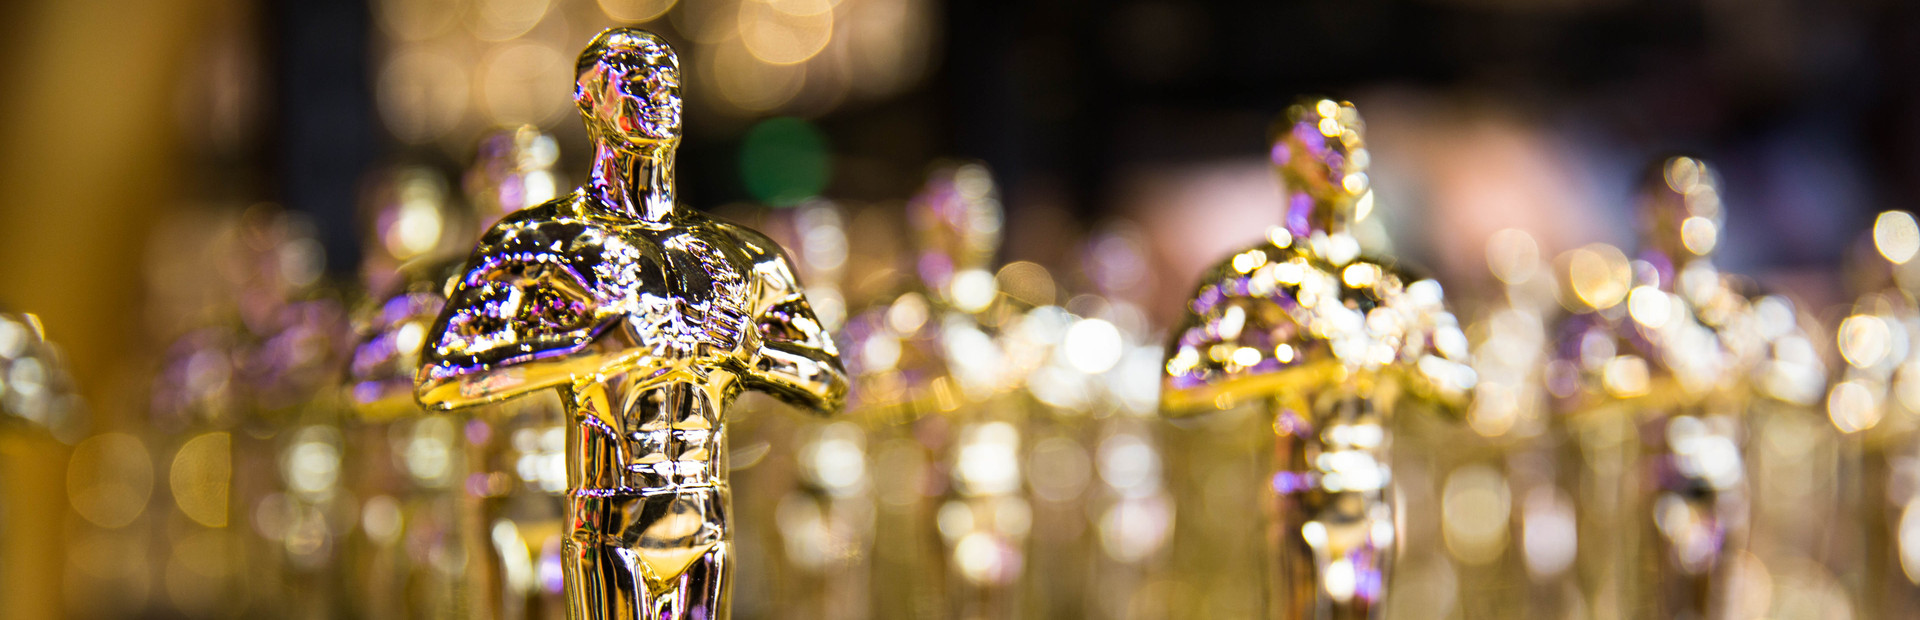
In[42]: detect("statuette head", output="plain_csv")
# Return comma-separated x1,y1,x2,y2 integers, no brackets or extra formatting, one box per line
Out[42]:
575,28,683,146
1269,98,1370,237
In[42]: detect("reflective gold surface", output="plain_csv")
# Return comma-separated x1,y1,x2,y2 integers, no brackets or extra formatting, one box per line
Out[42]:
1546,157,1828,618
4,4,1915,618
1830,210,1920,617
1160,98,1473,619
413,28,847,620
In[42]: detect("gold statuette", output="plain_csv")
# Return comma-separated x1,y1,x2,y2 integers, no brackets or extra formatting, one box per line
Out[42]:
413,28,848,620
1833,210,1920,617
1159,98,1474,619
1549,156,1825,618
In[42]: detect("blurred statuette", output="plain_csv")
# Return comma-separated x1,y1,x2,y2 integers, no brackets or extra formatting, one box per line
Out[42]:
1160,98,1473,619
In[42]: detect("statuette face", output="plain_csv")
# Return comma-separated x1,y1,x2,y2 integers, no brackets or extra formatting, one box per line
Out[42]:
414,28,847,620
574,30,682,145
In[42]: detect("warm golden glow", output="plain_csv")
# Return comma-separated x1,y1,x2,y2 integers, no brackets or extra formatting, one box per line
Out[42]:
740,0,835,65
1232,249,1268,274
1566,244,1632,310
706,38,806,112
68,433,154,529
1838,314,1893,369
1267,226,1294,248
1230,346,1263,368
1063,319,1123,374
1829,380,1883,434
1486,228,1539,285
1903,499,1920,584
1627,286,1672,329
170,432,232,528
478,42,571,126
598,0,678,23
1665,157,1703,193
1602,355,1651,398
1679,216,1717,256
1316,99,1340,118
378,45,468,144
950,269,997,313
1342,263,1380,289
886,292,929,335
471,0,552,41
995,261,1056,307
1468,383,1517,437
1341,172,1369,195
1442,465,1511,565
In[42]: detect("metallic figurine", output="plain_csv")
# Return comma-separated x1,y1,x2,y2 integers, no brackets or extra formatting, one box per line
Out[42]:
833,163,1023,618
829,180,967,619
1072,224,1177,620
754,200,877,620
345,165,472,618
1159,98,1474,620
467,125,566,230
458,126,574,620
906,163,1055,619
1831,210,1920,617
1451,229,1574,619
1548,157,1825,618
413,28,848,620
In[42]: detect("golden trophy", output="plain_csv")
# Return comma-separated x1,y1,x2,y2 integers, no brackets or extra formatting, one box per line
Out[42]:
751,200,877,620
467,125,566,230
830,162,1022,618
209,208,354,617
1547,156,1826,618
830,178,967,619
346,128,568,619
1829,209,1920,616
909,164,1033,620
457,126,573,620
1072,224,1177,620
1459,229,1577,619
1159,98,1474,619
412,28,847,620
344,165,475,618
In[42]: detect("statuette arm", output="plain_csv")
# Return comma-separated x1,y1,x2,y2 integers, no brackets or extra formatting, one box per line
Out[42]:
741,244,848,414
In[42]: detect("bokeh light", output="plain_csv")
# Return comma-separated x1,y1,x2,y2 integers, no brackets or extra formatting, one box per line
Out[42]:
67,433,153,529
478,41,572,127
378,45,470,144
169,432,231,528
739,0,834,65
1876,210,1920,265
598,0,677,23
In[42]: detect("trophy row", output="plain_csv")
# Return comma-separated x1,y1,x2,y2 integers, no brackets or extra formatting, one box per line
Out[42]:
6,27,1917,619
